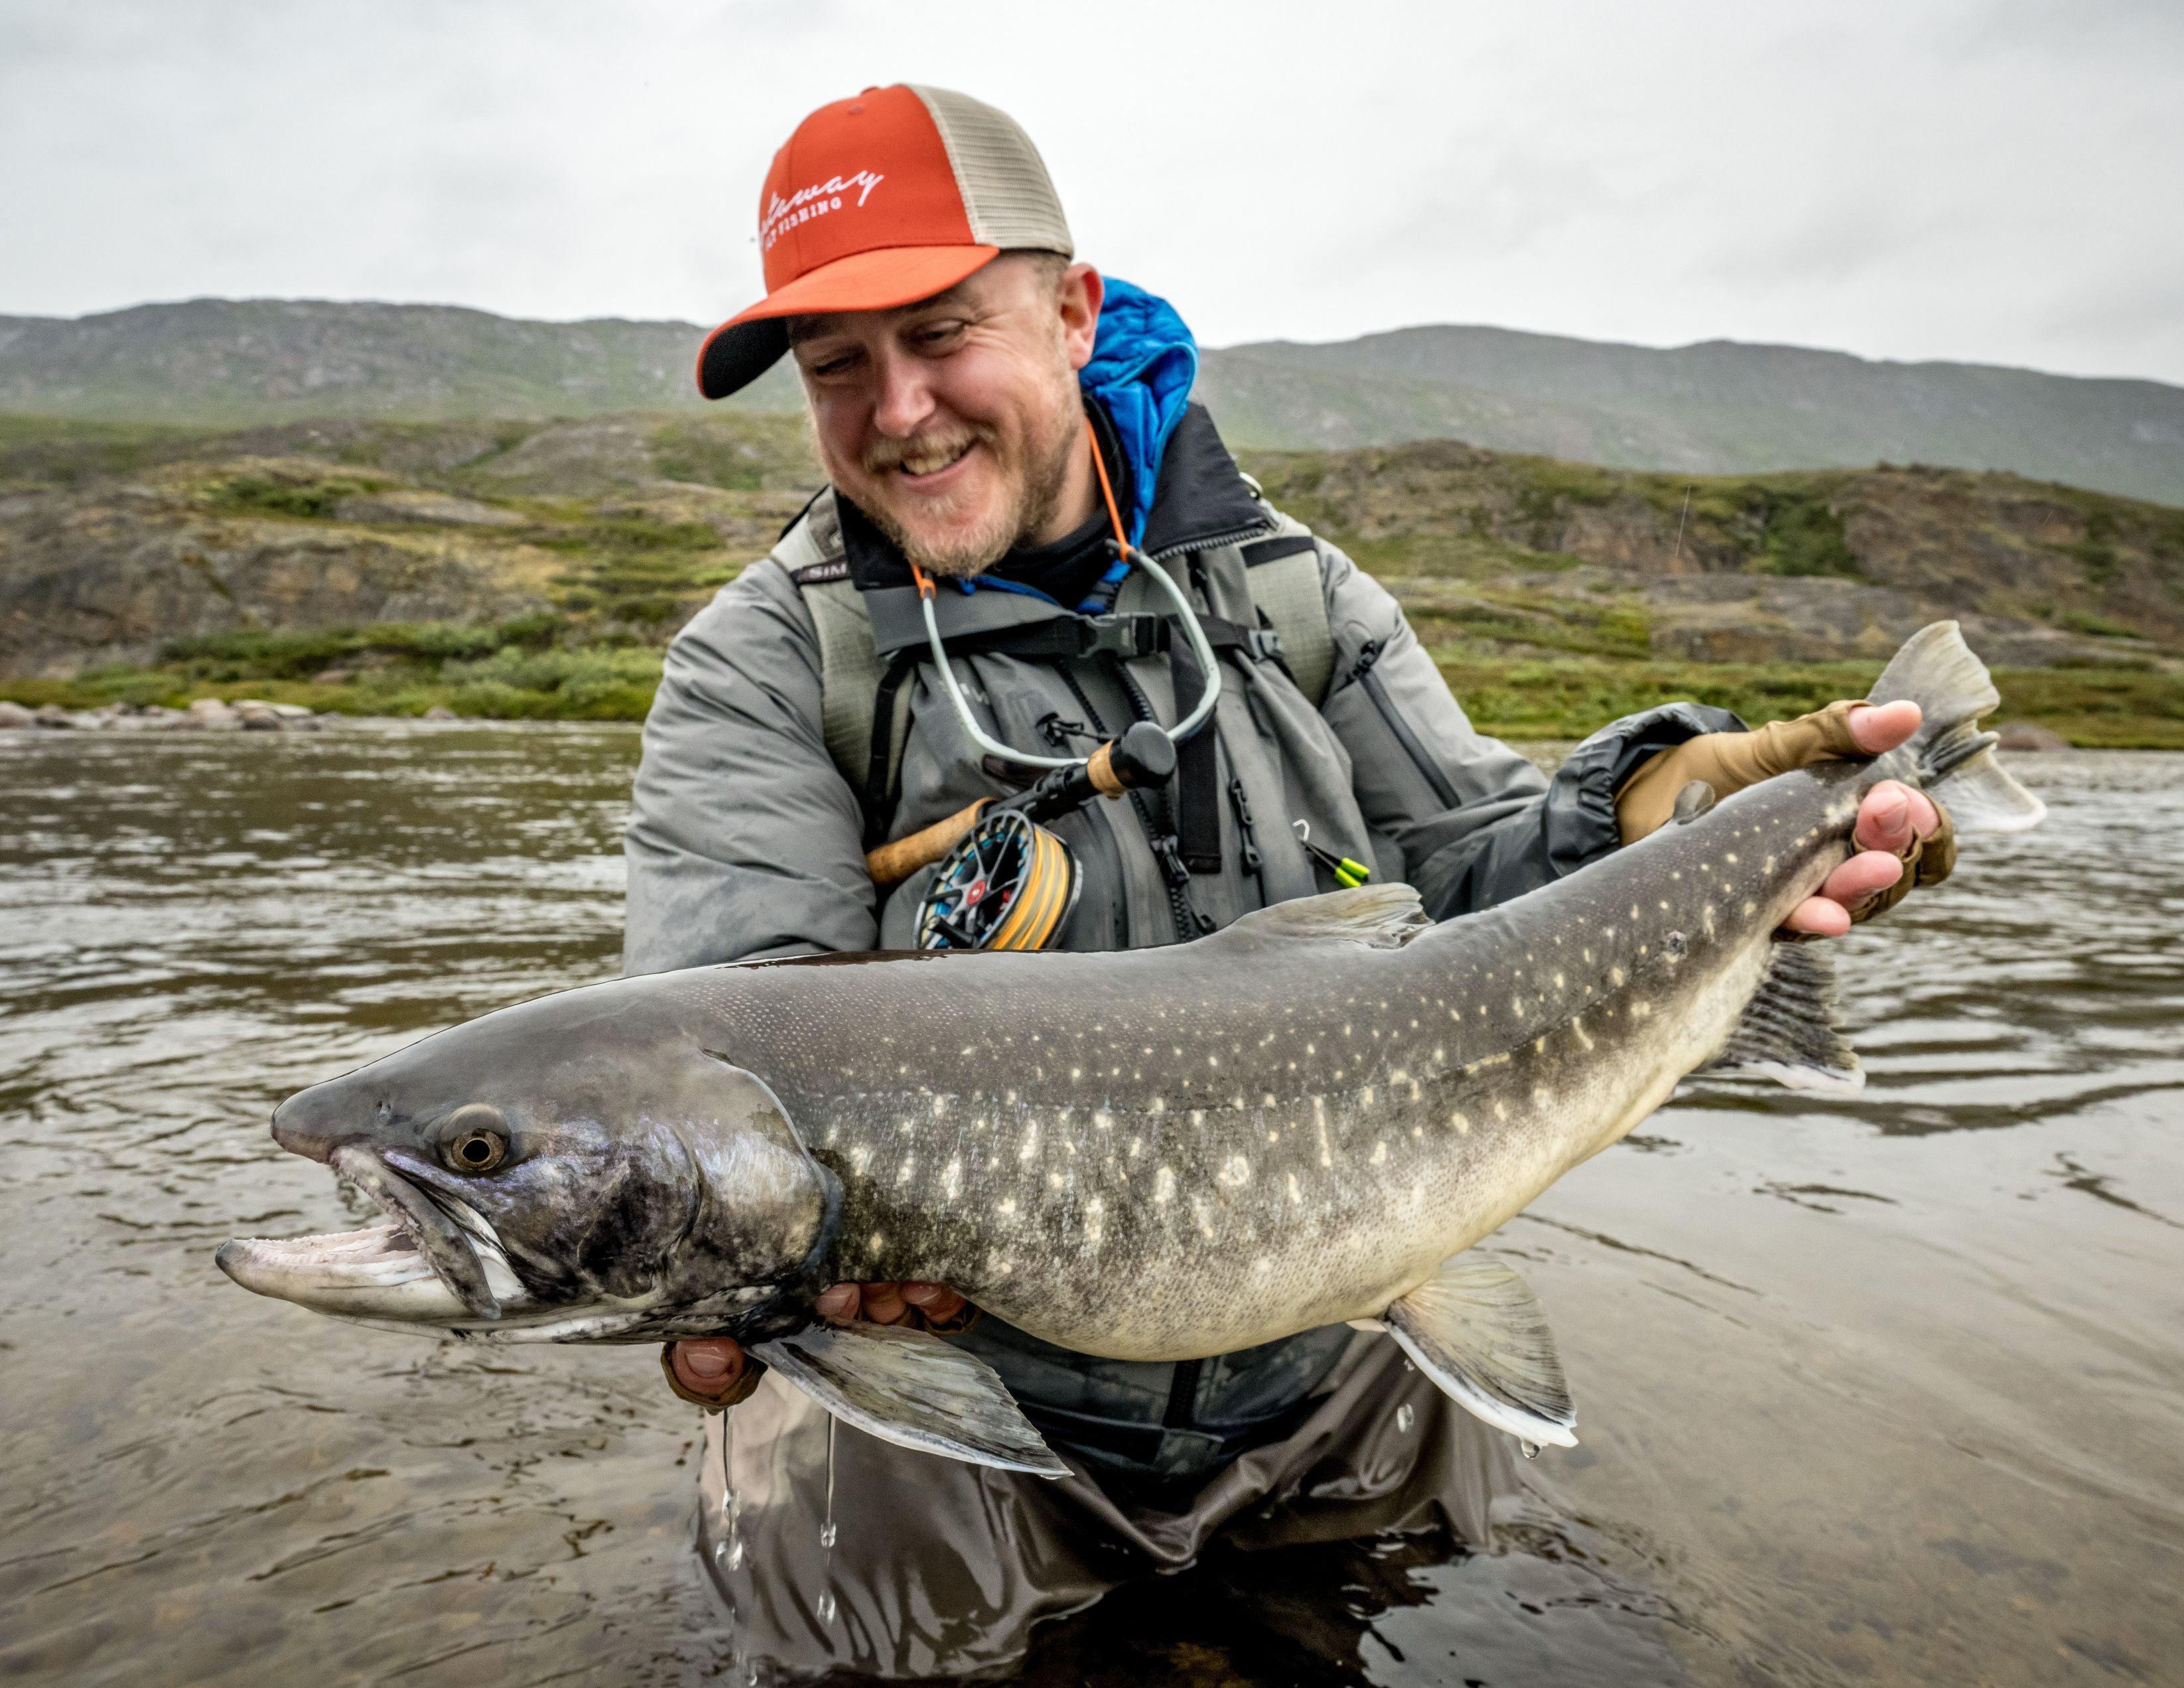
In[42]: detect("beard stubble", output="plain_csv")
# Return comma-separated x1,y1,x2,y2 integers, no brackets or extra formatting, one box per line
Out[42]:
848,366,1085,579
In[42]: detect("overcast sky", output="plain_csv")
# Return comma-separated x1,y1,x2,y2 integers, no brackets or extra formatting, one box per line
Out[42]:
5,0,2180,382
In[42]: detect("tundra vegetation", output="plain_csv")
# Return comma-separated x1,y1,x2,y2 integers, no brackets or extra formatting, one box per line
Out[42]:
3,411,2180,745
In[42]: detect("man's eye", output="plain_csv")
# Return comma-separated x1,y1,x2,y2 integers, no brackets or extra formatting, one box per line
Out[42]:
912,320,967,349
805,352,858,379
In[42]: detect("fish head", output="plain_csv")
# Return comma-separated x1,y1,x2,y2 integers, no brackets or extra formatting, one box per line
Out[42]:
218,980,840,1342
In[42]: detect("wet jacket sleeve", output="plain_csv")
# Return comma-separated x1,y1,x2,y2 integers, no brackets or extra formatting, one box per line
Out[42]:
622,563,878,975
1314,544,1744,921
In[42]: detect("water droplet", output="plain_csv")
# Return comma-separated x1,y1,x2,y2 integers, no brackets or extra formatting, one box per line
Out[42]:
1395,1403,1415,1433
1400,1358,1414,1373
1520,1440,1540,1460
815,1588,838,1624
819,1521,838,1550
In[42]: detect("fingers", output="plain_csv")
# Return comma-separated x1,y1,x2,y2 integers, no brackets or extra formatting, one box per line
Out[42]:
1782,896,1851,938
1781,849,1907,937
813,1281,967,1330
1845,699,1921,756
860,1283,912,1324
813,1282,862,1320
902,1282,967,1323
1821,849,1905,908
1853,779,1941,855
671,1338,745,1399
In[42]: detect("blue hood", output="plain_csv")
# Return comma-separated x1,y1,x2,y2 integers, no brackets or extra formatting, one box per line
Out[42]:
1078,277,1199,550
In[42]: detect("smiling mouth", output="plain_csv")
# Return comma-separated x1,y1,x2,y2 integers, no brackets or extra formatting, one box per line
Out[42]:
217,1145,515,1323
890,437,978,481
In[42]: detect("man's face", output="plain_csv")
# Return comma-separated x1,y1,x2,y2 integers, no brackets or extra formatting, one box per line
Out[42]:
789,255,1103,577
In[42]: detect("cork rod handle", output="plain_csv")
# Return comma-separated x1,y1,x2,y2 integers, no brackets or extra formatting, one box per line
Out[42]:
865,800,990,888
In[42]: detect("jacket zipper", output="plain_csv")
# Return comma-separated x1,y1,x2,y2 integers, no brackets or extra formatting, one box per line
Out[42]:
1343,639,1462,810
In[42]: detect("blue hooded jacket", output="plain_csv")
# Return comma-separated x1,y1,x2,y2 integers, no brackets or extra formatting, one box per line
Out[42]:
1077,276,1199,550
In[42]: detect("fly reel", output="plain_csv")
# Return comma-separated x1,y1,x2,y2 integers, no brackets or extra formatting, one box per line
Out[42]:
915,808,1081,952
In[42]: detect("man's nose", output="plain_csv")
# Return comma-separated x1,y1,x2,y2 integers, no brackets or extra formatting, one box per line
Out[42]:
868,346,939,439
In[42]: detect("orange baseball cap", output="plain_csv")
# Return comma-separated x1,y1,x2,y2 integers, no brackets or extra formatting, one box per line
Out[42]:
697,85,1075,400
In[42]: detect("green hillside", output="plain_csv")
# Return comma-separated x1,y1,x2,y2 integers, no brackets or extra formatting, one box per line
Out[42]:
5,411,2178,745
3,300,2180,506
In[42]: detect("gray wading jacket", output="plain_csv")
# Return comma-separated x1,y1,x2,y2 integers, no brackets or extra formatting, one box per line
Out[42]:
624,403,1736,1486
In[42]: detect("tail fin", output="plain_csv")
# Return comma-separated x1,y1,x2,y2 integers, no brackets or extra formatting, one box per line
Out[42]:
1868,622,2046,833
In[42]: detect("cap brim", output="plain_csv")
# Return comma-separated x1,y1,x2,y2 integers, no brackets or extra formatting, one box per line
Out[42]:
695,244,1001,399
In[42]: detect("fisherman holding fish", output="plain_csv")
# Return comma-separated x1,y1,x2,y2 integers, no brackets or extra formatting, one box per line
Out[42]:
620,86,1954,1675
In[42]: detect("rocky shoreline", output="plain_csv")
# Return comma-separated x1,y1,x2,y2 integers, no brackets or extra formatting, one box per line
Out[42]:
0,697,466,731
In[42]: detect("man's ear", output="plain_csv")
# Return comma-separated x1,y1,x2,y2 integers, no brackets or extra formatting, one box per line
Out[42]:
1061,263,1103,372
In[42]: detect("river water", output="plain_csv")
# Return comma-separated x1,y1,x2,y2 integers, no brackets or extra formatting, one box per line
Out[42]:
1,726,2178,1687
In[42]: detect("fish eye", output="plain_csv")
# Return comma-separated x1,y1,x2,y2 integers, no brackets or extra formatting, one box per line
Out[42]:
441,1104,509,1175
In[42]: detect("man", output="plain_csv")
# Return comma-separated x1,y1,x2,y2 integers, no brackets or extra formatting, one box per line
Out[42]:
626,86,1946,1678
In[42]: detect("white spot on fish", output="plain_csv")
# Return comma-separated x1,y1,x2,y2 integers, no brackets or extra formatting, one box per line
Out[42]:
850,1145,872,1174
1218,1155,1253,1187
1493,1101,1509,1121
1018,1122,1041,1162
1190,1196,1217,1239
1370,1141,1388,1165
1286,1171,1302,1204
1611,967,1625,986
1083,1198,1105,1247
1361,1086,1376,1106
1150,1097,1166,1114
1154,1167,1176,1204
942,1157,961,1200
931,1095,947,1117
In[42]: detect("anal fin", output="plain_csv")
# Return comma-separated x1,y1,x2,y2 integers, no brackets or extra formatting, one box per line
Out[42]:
1698,940,1863,1093
1385,1256,1577,1449
752,1321,1069,1478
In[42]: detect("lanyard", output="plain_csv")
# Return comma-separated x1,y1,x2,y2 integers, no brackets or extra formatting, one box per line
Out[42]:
907,416,1223,772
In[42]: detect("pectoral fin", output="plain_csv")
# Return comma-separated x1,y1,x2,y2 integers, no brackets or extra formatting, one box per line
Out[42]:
751,1321,1070,1478
1385,1256,1578,1449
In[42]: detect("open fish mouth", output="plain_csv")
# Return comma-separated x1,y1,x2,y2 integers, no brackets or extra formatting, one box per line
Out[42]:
217,1145,524,1324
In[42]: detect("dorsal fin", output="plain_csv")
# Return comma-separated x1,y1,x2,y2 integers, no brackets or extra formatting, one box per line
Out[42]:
1219,884,1428,949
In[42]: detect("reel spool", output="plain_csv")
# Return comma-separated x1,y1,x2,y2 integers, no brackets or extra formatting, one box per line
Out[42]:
915,808,1081,953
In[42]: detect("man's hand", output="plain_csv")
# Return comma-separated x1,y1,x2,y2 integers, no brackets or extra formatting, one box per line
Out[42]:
1617,699,1950,938
661,1282,971,1409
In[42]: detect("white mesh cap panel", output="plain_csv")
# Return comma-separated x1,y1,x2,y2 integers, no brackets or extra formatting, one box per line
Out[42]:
910,86,1073,255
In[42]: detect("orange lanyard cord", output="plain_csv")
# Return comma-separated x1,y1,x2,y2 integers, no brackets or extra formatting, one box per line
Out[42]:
909,415,1127,599
1084,414,1132,563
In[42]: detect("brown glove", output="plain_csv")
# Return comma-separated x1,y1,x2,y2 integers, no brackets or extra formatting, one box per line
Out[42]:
1617,700,1866,842
1615,700,1956,924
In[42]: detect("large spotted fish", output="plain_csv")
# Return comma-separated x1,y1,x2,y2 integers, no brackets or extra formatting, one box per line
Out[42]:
220,622,2043,1474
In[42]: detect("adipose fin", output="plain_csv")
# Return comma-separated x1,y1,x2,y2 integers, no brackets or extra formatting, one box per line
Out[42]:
751,1321,1070,1478
1385,1255,1578,1448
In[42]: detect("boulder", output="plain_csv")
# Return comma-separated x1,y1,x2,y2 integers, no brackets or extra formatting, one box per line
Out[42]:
1994,721,2071,752
422,705,458,721
34,703,77,728
0,700,34,727
232,699,284,731
188,697,241,730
